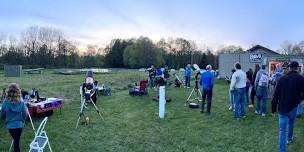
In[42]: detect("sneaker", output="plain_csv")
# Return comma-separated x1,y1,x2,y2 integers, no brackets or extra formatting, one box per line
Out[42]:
255,111,261,115
248,104,254,108
261,113,266,117
296,114,302,118
236,118,240,121
287,138,293,145
228,106,232,111
242,115,247,118
187,87,190,89
200,110,204,113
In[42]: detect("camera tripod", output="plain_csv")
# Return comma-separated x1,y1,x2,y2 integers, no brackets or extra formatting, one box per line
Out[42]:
76,90,104,129
185,80,202,106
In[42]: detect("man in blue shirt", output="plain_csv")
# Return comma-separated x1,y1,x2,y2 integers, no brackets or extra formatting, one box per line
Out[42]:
184,64,192,88
200,65,215,114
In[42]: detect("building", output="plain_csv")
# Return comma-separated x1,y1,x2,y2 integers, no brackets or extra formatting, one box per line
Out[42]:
218,45,304,78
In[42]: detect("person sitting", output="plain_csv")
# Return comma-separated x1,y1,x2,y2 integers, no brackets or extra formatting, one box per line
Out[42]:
174,74,182,87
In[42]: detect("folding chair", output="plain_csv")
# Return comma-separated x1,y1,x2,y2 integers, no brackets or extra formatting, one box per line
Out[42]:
29,117,52,152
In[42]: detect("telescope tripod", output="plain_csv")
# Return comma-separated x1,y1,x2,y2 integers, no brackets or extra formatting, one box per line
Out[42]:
185,80,202,106
76,92,104,129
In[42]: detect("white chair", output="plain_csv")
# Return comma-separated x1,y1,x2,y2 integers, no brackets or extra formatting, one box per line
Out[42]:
29,117,52,152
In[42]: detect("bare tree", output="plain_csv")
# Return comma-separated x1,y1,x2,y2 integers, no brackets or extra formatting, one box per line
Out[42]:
280,40,293,55
0,33,7,56
216,45,244,54
86,44,98,56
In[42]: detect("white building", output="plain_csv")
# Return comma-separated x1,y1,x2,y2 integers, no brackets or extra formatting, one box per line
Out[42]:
219,45,304,78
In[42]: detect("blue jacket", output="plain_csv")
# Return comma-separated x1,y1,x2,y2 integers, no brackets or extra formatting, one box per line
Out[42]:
156,69,163,77
185,67,192,77
272,70,283,82
1,100,28,129
200,71,214,90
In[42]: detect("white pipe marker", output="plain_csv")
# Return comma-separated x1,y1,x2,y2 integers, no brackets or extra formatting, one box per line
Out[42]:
159,86,165,119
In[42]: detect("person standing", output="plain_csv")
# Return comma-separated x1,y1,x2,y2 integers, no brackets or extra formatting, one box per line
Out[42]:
254,65,269,117
230,63,247,120
228,69,236,111
272,61,304,152
246,68,253,107
250,64,260,107
272,64,283,87
200,65,215,114
1,83,28,152
184,64,192,88
148,65,156,88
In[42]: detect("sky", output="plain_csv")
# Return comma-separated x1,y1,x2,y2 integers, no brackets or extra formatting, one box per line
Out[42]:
1,0,304,51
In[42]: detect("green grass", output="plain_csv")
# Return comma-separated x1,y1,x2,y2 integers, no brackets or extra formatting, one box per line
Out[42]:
0,70,303,152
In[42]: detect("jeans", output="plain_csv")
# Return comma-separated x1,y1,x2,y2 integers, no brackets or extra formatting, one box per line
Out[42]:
149,77,155,88
201,88,213,113
297,103,303,115
256,86,268,114
246,86,250,105
185,76,190,87
250,87,256,105
9,128,23,152
229,90,236,110
279,108,297,152
234,87,246,118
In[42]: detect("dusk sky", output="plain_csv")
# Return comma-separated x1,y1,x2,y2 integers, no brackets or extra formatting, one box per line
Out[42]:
1,0,304,50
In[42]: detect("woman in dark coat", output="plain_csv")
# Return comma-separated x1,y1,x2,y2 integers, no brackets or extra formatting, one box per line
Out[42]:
250,64,260,107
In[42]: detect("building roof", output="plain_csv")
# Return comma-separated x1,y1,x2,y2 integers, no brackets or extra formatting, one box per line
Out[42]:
247,45,280,55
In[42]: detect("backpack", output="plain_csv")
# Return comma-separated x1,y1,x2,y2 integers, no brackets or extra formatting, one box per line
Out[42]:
258,72,269,87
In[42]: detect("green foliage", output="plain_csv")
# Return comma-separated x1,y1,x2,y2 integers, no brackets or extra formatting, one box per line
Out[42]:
105,39,133,67
123,37,164,68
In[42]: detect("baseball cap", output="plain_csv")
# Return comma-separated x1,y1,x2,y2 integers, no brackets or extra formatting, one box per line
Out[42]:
288,61,300,68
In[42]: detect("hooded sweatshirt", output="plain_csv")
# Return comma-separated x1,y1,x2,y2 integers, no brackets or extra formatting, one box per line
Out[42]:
1,100,28,129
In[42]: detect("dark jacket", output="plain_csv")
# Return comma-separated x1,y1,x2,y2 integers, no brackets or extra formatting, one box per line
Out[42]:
251,71,258,85
246,70,253,82
271,70,304,115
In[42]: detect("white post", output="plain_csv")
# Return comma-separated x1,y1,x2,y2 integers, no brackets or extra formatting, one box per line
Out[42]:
159,86,165,119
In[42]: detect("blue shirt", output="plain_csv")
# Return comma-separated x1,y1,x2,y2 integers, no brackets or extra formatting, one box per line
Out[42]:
185,67,192,77
156,69,163,77
200,71,214,90
1,100,28,129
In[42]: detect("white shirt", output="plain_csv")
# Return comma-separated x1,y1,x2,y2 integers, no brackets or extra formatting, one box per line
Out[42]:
230,69,247,90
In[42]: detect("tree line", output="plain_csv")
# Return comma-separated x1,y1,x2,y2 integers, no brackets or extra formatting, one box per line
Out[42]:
0,26,220,69
2,26,301,70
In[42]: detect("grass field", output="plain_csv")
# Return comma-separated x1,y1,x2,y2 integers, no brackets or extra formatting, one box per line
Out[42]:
0,70,303,152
